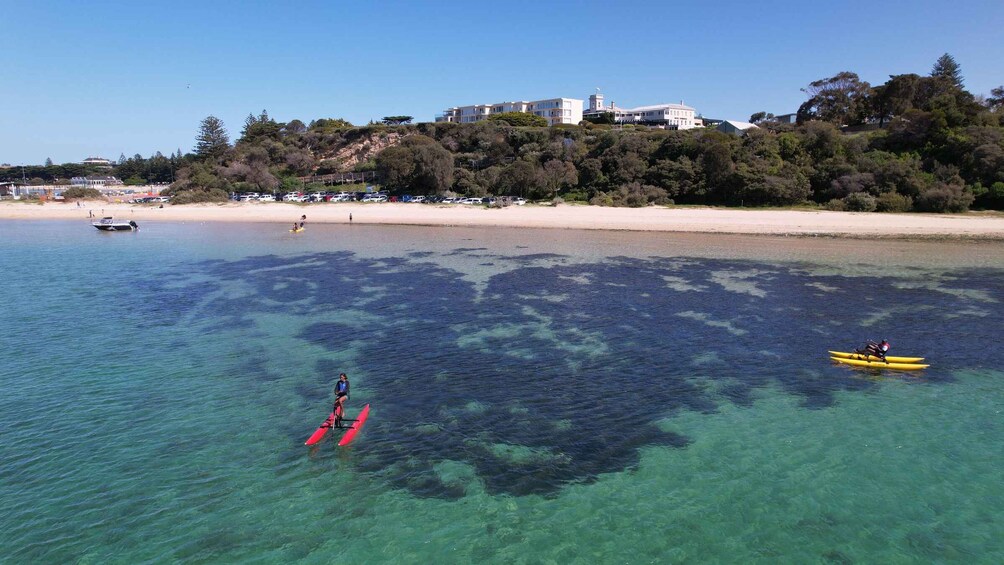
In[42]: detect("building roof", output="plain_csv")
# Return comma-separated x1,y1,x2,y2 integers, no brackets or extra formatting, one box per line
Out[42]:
621,103,695,112
721,120,759,130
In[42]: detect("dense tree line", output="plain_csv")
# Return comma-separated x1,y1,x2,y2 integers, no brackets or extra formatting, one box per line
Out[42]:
0,151,188,186
162,54,1003,211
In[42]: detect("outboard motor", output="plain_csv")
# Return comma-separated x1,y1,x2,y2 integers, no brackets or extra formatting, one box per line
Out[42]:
129,220,139,229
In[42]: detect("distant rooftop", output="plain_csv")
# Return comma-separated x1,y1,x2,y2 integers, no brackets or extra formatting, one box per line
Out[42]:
612,102,695,112
722,120,758,130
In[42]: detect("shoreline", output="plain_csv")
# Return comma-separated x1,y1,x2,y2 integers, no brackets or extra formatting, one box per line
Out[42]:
3,201,1004,240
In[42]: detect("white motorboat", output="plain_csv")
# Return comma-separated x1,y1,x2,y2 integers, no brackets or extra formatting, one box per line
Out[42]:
92,217,138,231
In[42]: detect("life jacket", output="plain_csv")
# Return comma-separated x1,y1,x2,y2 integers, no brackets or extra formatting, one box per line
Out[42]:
335,380,349,394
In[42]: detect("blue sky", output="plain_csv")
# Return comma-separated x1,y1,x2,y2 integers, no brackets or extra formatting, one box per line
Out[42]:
2,0,1003,165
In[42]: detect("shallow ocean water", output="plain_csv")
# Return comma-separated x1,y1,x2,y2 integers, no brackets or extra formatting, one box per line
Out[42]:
1,220,1002,563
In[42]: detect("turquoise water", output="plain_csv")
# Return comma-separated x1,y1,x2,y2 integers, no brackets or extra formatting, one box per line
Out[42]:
1,220,1002,563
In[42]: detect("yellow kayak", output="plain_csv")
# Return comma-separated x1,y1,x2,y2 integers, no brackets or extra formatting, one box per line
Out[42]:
289,227,305,233
828,350,925,364
831,357,929,371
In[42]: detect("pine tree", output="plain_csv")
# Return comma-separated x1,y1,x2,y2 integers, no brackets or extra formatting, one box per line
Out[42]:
195,116,230,160
931,53,963,88
45,157,53,166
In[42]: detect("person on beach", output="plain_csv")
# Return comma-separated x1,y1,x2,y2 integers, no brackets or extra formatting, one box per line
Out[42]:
333,373,350,428
858,339,890,361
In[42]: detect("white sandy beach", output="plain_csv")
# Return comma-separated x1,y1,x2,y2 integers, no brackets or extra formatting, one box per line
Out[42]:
3,201,1004,239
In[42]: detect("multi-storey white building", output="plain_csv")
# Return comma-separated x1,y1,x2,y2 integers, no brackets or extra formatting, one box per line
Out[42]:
582,92,699,130
437,97,583,126
70,175,123,188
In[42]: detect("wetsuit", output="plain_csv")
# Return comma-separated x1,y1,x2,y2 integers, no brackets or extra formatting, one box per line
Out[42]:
865,342,889,360
333,379,350,425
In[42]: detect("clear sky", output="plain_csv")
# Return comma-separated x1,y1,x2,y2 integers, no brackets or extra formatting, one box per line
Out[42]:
2,0,1003,165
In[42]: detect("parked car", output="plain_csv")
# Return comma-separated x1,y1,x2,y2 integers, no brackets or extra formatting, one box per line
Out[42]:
283,193,305,202
460,197,483,205
411,195,426,203
513,197,527,206
259,194,275,202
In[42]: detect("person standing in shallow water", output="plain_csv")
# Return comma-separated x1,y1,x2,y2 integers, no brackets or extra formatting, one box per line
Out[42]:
299,214,306,229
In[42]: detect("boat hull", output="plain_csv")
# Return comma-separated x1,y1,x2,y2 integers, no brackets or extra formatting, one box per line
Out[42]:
828,350,925,364
337,404,370,446
305,411,336,446
92,217,137,231
93,224,135,231
831,357,929,371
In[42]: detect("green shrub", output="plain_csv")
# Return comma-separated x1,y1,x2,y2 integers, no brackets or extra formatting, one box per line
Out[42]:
589,192,615,206
170,188,229,204
61,187,103,200
825,198,846,211
562,190,590,202
915,183,974,212
875,191,913,212
842,192,877,212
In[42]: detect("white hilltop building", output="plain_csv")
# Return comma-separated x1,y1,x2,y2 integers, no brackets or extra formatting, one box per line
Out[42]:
582,91,700,130
436,97,584,126
81,156,114,168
